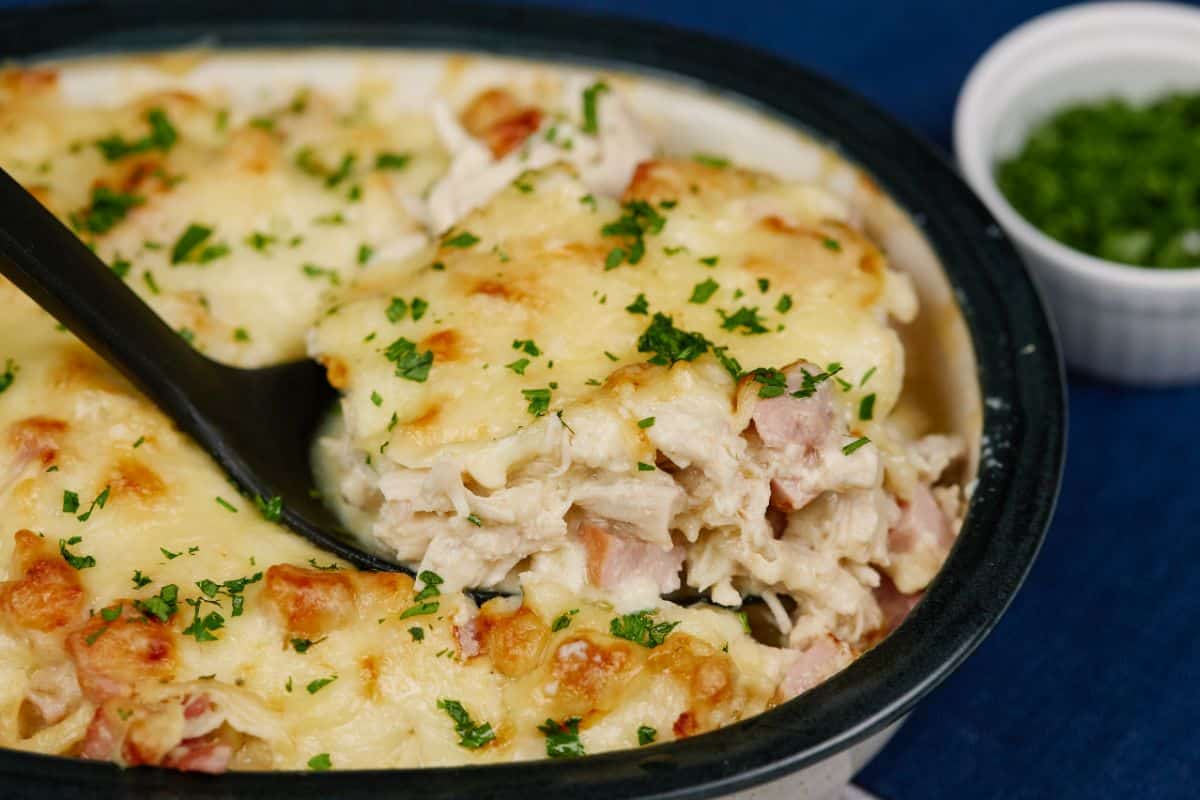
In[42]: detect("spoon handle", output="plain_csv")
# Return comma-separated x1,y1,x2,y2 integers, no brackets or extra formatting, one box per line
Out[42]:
0,168,220,423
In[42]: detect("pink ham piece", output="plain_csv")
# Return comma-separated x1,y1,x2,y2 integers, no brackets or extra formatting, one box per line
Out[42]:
873,573,923,636
883,482,956,594
579,520,684,594
162,737,234,774
778,634,853,699
751,362,837,512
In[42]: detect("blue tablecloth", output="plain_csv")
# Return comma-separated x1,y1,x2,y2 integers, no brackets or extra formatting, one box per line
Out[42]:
2,1,1198,797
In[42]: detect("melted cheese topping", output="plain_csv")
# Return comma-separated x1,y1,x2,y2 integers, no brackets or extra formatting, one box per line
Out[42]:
312,162,912,469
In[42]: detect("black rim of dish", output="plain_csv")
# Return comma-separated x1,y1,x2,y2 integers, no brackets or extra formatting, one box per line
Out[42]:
0,2,1067,798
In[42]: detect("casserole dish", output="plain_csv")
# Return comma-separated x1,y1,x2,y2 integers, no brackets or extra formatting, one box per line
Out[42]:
0,1,1064,797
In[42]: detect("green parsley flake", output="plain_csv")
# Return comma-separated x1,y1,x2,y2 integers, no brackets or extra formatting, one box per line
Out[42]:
96,108,177,161
59,538,95,570
0,358,14,395
370,390,383,407
637,417,655,429
409,626,425,642
357,243,374,265
255,495,283,522
70,187,144,235
698,255,719,267
62,490,80,513
538,717,585,759
636,462,656,472
823,237,842,252
718,306,769,334
776,294,794,313
843,436,871,455
860,366,877,386
290,637,325,654
581,81,609,135
637,313,709,366
859,393,876,421
638,725,657,746
307,753,332,771
689,278,719,304
692,152,729,168
134,583,178,622
512,339,541,357
301,264,341,285
233,327,251,342
757,278,770,293
306,675,337,694
749,367,788,398
443,230,480,249
601,200,666,267
131,570,152,589
551,609,579,632
522,387,552,417
625,293,650,315
466,513,483,527
438,699,497,749
215,496,238,513
506,358,531,375
609,609,679,648
170,224,228,265
383,337,434,382
375,152,411,170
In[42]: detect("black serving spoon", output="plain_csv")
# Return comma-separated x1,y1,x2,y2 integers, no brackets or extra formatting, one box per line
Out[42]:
0,168,403,573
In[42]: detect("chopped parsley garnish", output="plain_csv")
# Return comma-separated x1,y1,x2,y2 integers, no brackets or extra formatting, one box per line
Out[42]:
636,462,656,472
442,230,480,249
314,212,345,226
357,243,374,265
170,224,228,265
512,339,541,357
383,337,434,382
466,513,483,527
325,153,355,188
506,358,530,375
538,717,585,758
216,496,238,513
59,537,95,570
579,193,597,211
301,263,341,285
110,257,131,280
96,108,177,161
843,436,871,455
551,609,578,632
307,753,332,771
692,152,729,168
637,725,657,746
142,270,160,295
609,609,679,648
776,294,794,313
134,583,179,622
698,255,719,267
757,278,770,293
791,363,844,398
637,313,709,366
718,306,769,334
0,358,16,395
637,417,655,429
860,366,877,386
132,435,145,448
601,200,666,267
663,245,687,256
62,490,80,513
859,393,876,421
160,547,181,560
290,637,325,653
581,81,609,135
438,699,497,749
385,297,408,323
370,390,383,407
70,186,144,234
196,571,261,618
307,558,340,571
689,278,719,304
398,601,439,620
522,387,552,417
749,367,788,398
255,494,283,522
178,327,195,345
625,293,650,315
131,569,152,589
306,675,337,694
182,597,225,642
375,152,411,170
408,626,425,642
823,237,842,252
411,298,428,321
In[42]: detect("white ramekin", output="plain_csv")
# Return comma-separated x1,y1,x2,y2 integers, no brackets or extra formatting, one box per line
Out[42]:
954,1,1200,385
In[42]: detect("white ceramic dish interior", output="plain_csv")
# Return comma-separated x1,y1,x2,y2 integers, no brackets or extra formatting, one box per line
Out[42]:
955,1,1200,385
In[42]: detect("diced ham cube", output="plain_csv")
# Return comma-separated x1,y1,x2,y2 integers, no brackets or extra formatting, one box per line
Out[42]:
579,520,684,594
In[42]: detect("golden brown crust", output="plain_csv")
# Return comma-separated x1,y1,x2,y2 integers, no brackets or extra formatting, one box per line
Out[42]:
0,529,86,632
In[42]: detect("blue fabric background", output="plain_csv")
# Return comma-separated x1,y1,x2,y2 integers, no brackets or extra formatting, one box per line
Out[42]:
1,1,1199,797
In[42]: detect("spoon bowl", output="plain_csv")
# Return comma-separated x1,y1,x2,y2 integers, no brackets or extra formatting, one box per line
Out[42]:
0,168,403,572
